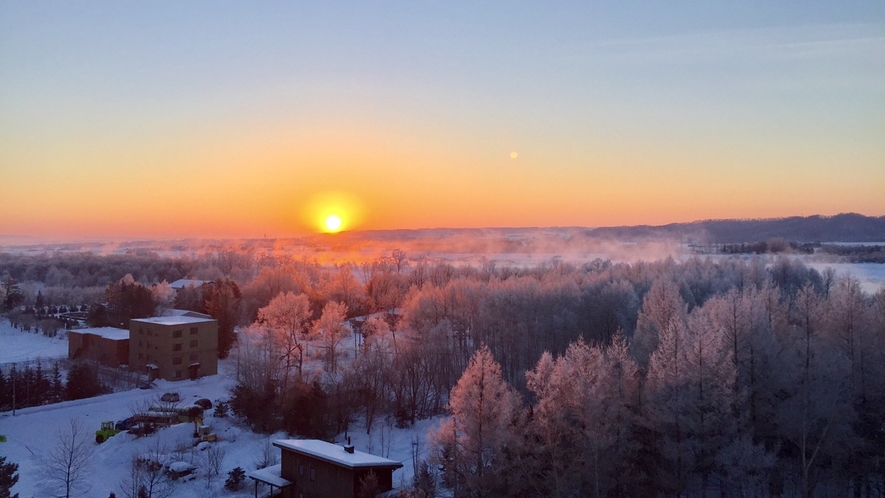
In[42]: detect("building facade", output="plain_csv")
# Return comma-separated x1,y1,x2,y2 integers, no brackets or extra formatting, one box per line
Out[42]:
129,314,218,381
248,439,403,498
68,327,130,367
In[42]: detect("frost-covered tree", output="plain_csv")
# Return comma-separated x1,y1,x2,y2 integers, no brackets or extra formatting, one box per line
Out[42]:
525,335,640,497
313,301,350,373
0,455,20,498
643,305,738,495
257,292,312,384
632,278,687,366
430,346,522,497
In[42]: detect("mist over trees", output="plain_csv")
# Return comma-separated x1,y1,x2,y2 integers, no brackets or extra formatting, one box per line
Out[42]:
4,245,885,495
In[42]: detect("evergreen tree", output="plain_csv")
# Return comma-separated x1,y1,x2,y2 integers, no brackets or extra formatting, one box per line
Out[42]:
65,362,105,401
430,346,522,497
0,455,20,498
203,279,242,358
50,362,64,403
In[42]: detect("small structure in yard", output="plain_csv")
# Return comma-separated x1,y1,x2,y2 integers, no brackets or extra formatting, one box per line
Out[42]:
247,439,403,498
68,327,129,367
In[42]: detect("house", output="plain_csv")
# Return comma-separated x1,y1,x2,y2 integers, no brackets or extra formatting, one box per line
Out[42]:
247,439,403,498
68,327,130,367
168,279,211,291
129,314,218,381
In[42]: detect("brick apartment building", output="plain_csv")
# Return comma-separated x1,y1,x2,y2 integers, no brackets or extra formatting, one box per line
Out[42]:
129,313,218,381
68,327,130,367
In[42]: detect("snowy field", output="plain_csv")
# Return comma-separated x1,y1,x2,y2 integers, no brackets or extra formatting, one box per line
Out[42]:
0,322,69,364
806,262,885,295
0,358,435,498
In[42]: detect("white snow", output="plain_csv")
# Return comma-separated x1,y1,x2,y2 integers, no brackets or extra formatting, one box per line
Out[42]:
0,322,68,364
274,439,403,468
70,326,129,341
132,315,216,326
0,324,439,498
247,464,292,487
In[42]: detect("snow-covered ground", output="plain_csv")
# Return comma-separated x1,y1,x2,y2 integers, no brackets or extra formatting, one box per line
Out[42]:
0,356,436,498
0,322,69,364
806,262,885,295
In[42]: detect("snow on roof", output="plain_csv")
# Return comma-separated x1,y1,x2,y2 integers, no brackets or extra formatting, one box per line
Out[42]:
274,439,404,469
161,309,211,319
169,279,211,290
70,327,129,341
247,464,293,488
131,315,216,326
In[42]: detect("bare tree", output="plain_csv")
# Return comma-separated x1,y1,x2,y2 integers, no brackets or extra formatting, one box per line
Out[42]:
44,417,94,498
119,439,174,498
202,445,227,489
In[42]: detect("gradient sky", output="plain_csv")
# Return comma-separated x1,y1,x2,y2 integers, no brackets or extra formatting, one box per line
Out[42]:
1,1,883,239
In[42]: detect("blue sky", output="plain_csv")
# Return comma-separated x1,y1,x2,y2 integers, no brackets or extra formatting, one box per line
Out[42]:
1,1,883,238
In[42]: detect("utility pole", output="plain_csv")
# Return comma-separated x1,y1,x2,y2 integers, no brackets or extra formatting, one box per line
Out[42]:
11,364,16,416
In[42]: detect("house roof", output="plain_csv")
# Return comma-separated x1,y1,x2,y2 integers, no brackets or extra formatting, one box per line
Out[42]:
70,327,130,341
131,315,216,326
247,464,292,488
168,279,211,290
162,309,212,319
274,439,404,470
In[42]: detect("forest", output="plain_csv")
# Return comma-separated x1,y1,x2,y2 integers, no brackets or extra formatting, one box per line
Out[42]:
2,249,885,497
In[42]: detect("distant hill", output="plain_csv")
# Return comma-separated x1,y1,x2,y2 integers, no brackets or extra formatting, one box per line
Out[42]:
588,213,885,243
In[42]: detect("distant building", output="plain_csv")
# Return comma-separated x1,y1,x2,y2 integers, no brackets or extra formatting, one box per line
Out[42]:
129,315,218,381
68,327,130,367
247,439,403,498
168,279,211,291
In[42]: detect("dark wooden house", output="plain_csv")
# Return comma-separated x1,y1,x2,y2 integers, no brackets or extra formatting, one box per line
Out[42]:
248,439,403,498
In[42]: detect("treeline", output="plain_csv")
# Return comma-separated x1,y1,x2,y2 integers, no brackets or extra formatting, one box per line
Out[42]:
820,244,885,264
719,239,817,255
0,361,107,411
224,254,885,496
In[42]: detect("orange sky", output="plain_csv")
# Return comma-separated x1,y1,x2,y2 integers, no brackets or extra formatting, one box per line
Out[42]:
1,3,883,240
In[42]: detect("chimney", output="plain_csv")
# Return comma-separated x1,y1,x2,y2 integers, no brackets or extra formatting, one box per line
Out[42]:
344,445,355,454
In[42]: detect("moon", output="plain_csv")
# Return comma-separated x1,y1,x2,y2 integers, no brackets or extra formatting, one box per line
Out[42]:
510,151,518,159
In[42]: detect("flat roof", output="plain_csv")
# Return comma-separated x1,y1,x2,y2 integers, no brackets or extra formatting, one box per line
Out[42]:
131,315,216,326
274,439,403,470
247,464,292,488
169,279,211,289
70,327,129,341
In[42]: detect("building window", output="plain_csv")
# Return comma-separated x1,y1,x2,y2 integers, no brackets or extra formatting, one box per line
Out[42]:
138,353,143,360
174,370,181,378
173,356,182,365
138,340,143,346
139,328,144,335
310,467,315,481
146,341,151,348
189,354,198,361
189,340,198,348
190,327,198,335
173,330,182,338
299,463,304,476
173,343,182,351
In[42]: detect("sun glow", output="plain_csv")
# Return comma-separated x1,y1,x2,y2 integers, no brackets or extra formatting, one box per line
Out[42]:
324,214,343,233
300,190,365,234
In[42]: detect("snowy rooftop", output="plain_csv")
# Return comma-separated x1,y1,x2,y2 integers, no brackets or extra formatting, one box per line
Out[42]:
131,315,216,326
247,464,292,488
161,309,211,319
169,279,211,290
274,439,404,469
71,327,129,341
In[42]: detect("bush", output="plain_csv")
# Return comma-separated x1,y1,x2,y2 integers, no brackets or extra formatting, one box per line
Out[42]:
225,467,246,491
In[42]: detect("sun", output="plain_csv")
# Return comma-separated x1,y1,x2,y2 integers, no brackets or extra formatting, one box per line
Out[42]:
324,214,343,233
